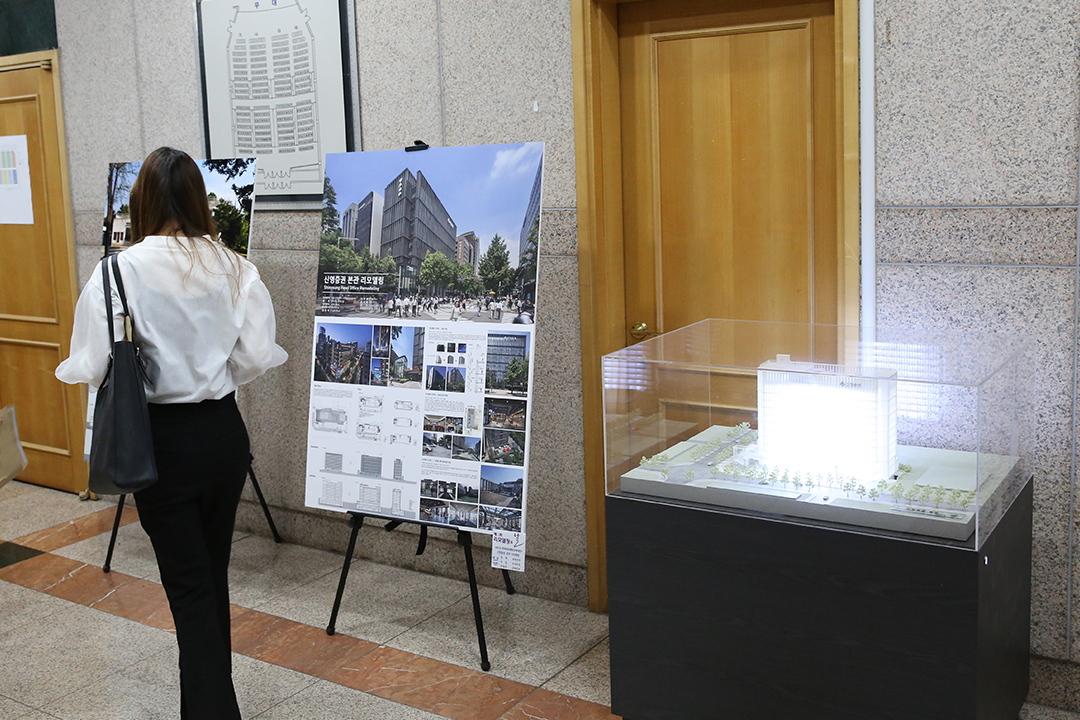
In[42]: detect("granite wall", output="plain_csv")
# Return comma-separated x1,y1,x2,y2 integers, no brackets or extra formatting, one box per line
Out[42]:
47,0,1080,700
53,0,588,605
874,0,1080,696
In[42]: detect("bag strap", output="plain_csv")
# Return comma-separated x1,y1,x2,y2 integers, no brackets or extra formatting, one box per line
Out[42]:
101,256,115,347
109,254,135,342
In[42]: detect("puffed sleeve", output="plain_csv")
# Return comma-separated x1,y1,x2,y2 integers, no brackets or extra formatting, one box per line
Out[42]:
55,263,125,389
228,274,289,386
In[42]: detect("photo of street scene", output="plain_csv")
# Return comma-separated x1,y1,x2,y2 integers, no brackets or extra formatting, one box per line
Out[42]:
368,357,388,386
446,367,466,392
373,326,391,356
390,326,423,389
455,476,480,503
426,366,466,393
485,332,530,396
483,429,526,467
484,398,527,431
479,464,524,508
313,323,373,384
422,432,453,458
424,415,464,434
421,479,456,501
452,436,482,462
105,158,256,254
420,499,479,528
317,143,543,321
479,506,522,532
426,366,446,392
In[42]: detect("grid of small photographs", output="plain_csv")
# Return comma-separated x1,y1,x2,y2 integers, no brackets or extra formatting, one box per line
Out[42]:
420,401,484,527
425,339,470,392
473,330,530,533
313,322,424,390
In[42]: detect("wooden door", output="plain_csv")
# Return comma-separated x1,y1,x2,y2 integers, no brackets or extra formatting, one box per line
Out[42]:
619,0,838,338
572,0,858,611
0,50,84,493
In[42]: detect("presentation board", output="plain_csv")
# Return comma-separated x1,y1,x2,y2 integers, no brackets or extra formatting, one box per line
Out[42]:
304,143,544,542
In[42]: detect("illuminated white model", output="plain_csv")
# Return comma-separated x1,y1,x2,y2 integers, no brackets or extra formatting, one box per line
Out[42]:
757,355,898,485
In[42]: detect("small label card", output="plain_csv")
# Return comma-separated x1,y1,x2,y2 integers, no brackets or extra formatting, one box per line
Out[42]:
491,530,526,572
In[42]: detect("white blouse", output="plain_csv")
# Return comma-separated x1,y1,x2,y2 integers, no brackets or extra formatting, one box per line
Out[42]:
56,236,288,403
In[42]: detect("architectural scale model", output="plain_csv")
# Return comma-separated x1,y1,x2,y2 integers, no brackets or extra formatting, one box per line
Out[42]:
620,356,1019,541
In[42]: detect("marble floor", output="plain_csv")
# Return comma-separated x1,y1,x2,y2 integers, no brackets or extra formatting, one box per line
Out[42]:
0,479,1075,720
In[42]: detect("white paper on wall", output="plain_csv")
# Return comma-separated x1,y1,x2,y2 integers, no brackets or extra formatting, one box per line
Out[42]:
199,0,347,199
0,135,34,224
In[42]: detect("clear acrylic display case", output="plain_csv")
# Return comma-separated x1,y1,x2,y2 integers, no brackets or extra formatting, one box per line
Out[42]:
602,319,1035,549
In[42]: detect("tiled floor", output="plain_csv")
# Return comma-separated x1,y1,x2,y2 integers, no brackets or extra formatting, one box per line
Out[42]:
0,479,1077,720
0,481,614,720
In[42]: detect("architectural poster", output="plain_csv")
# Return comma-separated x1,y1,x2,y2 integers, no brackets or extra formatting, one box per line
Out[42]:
198,0,347,202
304,143,544,544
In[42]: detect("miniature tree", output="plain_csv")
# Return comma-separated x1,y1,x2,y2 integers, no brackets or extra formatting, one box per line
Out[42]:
932,485,947,507
710,465,721,476
685,470,695,481
948,488,963,507
792,475,803,492
918,485,932,504
868,488,880,501
843,479,857,497
876,479,890,496
898,463,913,474
780,470,790,489
857,485,867,499
904,486,920,503
805,478,816,492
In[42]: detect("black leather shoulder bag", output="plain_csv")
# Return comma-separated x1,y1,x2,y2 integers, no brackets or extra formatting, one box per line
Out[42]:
88,254,158,495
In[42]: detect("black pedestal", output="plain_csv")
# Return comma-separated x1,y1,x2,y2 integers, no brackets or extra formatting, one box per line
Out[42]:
607,480,1032,720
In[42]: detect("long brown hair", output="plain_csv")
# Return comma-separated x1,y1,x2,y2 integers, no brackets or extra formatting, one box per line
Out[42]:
129,147,243,296
130,147,218,243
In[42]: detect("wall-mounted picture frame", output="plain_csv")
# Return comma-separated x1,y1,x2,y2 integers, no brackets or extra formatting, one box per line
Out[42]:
196,0,356,209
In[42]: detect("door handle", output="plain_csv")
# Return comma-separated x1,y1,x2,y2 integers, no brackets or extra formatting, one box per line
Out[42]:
629,322,660,340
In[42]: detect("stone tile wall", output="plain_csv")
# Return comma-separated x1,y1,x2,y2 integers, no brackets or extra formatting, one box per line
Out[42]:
875,0,1080,674
54,0,589,605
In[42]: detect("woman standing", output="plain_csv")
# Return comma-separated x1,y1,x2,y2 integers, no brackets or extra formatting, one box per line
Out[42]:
56,147,288,720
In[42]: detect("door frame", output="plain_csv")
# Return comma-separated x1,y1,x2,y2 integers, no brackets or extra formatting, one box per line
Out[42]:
572,0,860,612
0,49,84,492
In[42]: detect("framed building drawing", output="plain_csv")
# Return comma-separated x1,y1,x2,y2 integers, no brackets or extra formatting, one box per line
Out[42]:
197,0,353,208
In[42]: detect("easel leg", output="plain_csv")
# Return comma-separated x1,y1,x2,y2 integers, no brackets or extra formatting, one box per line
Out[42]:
103,494,126,573
247,459,282,543
459,530,491,671
502,569,516,595
327,513,364,636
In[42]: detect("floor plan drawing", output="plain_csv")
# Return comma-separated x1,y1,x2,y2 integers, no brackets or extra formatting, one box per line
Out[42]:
200,0,347,200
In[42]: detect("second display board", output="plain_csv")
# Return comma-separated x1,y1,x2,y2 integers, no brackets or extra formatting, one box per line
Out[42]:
304,143,544,540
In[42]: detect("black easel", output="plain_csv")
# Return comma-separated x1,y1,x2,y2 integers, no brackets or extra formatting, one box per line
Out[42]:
326,512,515,672
102,456,282,573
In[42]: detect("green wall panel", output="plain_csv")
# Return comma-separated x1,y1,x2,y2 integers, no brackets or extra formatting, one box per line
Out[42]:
0,0,57,57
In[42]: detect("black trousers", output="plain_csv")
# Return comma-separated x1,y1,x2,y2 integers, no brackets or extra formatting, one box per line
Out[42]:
135,393,249,720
